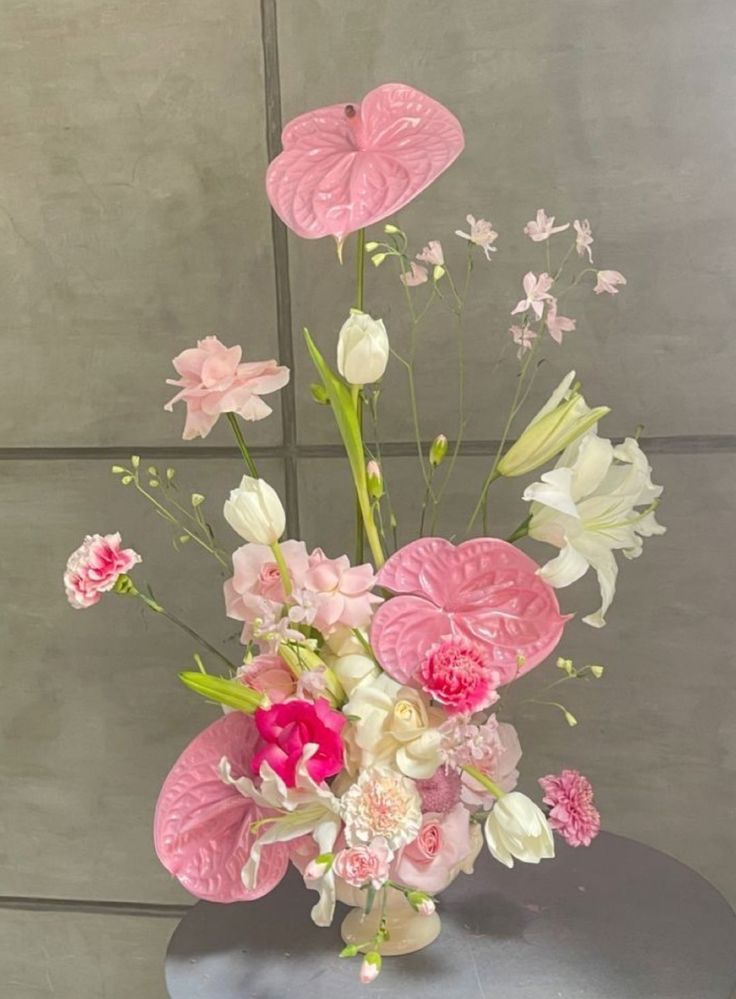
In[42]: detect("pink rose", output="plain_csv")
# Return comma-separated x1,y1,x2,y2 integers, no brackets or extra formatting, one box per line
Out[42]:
419,640,500,716
165,335,289,440
237,654,295,704
252,698,346,787
393,804,471,893
303,549,382,635
333,838,392,890
64,533,141,609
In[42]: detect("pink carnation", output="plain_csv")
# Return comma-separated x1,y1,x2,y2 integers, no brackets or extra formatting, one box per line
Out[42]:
165,335,289,440
392,804,471,893
237,654,296,704
64,533,141,609
333,838,392,890
419,640,500,716
539,769,601,847
252,698,346,787
303,549,382,634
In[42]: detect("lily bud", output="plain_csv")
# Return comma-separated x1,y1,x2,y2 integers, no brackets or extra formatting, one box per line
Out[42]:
223,475,285,545
360,952,382,984
498,371,610,477
429,434,448,467
484,792,555,868
366,460,383,500
337,311,389,385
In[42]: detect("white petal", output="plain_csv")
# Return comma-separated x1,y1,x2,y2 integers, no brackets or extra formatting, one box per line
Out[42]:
484,816,514,868
538,542,590,589
526,370,576,429
523,468,579,518
579,545,619,628
570,435,614,501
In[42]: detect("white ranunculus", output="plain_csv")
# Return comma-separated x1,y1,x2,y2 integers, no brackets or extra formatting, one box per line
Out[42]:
498,370,610,477
336,310,389,385
223,475,285,545
523,434,666,627
484,792,555,868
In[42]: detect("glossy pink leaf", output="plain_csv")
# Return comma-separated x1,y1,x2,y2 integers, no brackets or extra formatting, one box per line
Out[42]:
266,83,464,240
154,711,288,903
371,538,569,684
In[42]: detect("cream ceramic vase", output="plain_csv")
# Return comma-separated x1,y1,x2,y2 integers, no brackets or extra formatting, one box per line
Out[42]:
336,876,449,956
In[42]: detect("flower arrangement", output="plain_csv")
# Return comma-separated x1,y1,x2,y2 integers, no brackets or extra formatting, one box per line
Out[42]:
64,84,665,984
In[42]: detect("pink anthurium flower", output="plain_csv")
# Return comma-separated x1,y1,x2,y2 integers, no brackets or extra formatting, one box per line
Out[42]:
371,538,569,685
154,711,289,903
266,83,464,241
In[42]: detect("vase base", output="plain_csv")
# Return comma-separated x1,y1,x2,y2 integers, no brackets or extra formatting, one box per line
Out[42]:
340,903,441,956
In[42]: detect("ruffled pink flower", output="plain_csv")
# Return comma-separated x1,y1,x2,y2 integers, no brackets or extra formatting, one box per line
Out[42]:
440,715,522,808
304,549,382,634
539,769,601,847
416,240,444,266
573,219,594,263
415,768,462,813
523,209,570,242
400,261,429,286
545,299,576,345
455,215,498,260
511,272,554,320
224,540,310,644
165,335,289,440
419,639,500,716
64,533,141,609
392,804,471,893
594,270,626,295
252,698,346,787
237,654,296,704
333,838,392,890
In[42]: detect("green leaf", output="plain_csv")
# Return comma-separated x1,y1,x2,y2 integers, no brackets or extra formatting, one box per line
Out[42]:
179,671,264,713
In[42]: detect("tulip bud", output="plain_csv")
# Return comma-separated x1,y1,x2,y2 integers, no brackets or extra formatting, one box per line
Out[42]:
360,952,382,984
223,475,285,545
429,434,448,467
484,792,555,868
366,460,383,500
498,371,610,478
337,311,390,385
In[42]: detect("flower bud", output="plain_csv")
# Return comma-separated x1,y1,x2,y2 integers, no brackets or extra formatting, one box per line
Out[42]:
498,371,610,477
383,223,400,234
366,460,384,500
337,311,389,385
429,434,448,467
484,792,555,868
371,253,387,267
433,264,445,281
310,382,330,406
360,952,382,984
223,475,285,545
407,891,436,915
364,241,380,252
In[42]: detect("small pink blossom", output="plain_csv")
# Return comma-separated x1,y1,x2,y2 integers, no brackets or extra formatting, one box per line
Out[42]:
393,804,472,893
165,335,289,440
440,715,522,808
333,838,392,890
455,214,498,260
419,640,500,716
416,897,436,916
304,549,382,634
64,533,141,609
510,324,537,359
224,540,310,645
545,298,576,345
511,272,554,319
400,261,429,286
360,955,381,984
594,270,626,295
416,240,444,266
237,654,296,704
523,209,570,242
252,698,346,787
539,769,601,847
573,219,594,263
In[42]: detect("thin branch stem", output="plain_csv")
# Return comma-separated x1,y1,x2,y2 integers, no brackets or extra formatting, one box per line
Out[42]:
226,413,259,477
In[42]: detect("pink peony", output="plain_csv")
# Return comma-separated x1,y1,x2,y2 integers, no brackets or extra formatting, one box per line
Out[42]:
303,549,382,634
252,698,346,787
333,838,392,890
237,654,296,704
400,261,429,286
594,270,626,295
64,533,141,609
539,769,601,847
165,335,289,440
419,640,500,716
393,804,471,893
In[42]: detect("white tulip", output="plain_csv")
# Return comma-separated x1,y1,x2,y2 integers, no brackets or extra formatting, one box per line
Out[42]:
336,310,389,385
484,792,555,868
223,475,285,545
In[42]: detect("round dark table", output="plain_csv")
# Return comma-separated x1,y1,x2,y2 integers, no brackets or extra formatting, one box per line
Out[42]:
165,832,736,998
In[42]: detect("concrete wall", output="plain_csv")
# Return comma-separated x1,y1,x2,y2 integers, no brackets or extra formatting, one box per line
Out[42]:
2,1,734,995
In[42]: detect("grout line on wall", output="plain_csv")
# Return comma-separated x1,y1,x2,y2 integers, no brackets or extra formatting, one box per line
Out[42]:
0,895,191,919
260,0,300,537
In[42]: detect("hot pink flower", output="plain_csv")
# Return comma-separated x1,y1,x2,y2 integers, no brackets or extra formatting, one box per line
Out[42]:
419,640,500,716
64,533,141,609
523,209,570,242
539,769,601,847
165,335,289,440
545,299,576,345
511,272,554,319
573,219,594,263
455,215,498,260
333,838,392,890
594,270,626,295
416,240,444,266
266,83,464,241
400,261,429,286
237,654,296,704
371,538,568,685
252,698,346,787
304,549,382,634
393,804,471,893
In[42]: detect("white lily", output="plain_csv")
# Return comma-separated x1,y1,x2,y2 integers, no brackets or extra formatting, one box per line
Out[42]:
219,745,341,926
523,434,666,627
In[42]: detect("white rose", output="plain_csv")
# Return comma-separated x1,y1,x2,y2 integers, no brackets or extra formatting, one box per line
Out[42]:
336,310,389,385
223,475,285,545
484,792,555,868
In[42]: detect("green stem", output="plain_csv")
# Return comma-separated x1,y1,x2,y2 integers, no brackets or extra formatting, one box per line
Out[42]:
227,413,259,478
463,765,506,800
506,514,532,543
270,541,293,598
355,227,366,311
354,230,367,563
